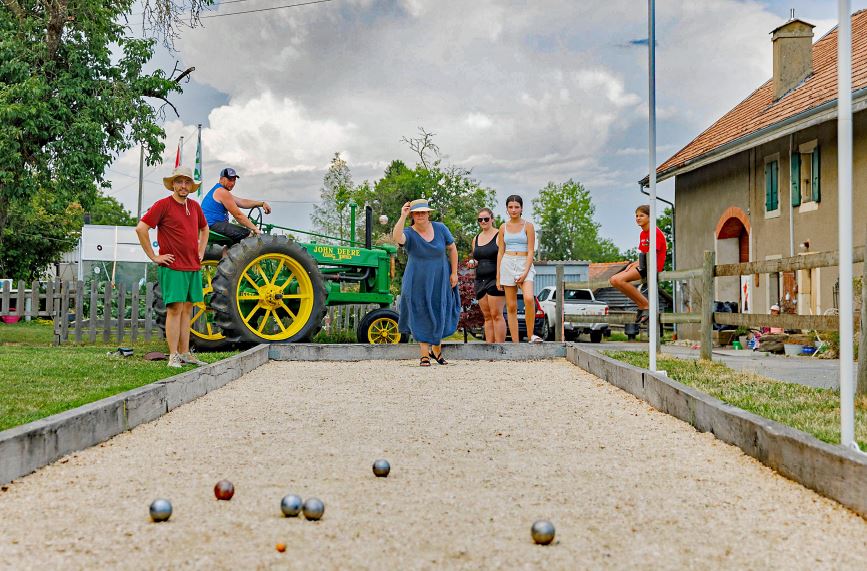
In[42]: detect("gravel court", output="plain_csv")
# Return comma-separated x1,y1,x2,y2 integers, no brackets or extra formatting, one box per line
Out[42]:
1,359,867,570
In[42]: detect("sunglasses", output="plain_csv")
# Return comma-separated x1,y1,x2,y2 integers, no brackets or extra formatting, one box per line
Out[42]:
477,217,491,223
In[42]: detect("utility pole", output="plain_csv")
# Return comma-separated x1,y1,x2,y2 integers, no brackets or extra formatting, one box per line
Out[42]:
136,145,144,219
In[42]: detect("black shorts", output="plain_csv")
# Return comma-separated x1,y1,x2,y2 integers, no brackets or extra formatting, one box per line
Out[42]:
210,221,251,244
637,252,647,279
475,277,505,300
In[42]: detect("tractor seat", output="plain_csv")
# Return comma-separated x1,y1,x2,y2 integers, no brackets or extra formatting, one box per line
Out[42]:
207,229,234,246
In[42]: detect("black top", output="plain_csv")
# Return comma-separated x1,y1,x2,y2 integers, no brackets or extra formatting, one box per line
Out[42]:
472,233,499,281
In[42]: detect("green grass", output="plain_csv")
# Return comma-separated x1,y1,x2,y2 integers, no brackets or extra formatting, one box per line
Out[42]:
0,321,235,432
605,351,867,449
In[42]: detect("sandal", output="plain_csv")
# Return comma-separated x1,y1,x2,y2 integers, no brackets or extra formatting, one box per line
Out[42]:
637,309,650,325
419,356,431,367
429,350,448,365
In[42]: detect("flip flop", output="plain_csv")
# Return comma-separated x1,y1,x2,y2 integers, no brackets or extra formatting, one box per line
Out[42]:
419,356,431,367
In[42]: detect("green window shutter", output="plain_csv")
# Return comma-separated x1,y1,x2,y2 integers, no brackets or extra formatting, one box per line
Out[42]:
772,161,779,210
791,152,801,207
764,163,772,211
812,147,820,202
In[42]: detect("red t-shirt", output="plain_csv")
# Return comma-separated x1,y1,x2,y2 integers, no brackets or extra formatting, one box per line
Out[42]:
639,227,667,272
140,196,207,271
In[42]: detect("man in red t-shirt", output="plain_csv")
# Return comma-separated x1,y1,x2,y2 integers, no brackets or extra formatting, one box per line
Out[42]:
609,204,667,324
136,166,210,368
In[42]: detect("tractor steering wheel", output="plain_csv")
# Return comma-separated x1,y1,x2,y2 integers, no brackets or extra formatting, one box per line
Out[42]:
248,206,264,231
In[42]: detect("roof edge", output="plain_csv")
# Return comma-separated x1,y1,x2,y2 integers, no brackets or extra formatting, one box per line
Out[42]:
638,85,867,186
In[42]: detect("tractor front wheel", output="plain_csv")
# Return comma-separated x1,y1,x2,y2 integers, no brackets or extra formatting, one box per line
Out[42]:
357,308,406,344
211,235,326,345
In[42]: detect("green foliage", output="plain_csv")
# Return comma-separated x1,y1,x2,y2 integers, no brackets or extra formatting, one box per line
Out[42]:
1,193,83,281
313,329,357,344
0,0,207,277
531,179,621,262
88,193,137,226
311,153,357,242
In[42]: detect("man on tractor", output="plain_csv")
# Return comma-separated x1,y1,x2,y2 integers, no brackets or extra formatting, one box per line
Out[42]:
201,167,273,243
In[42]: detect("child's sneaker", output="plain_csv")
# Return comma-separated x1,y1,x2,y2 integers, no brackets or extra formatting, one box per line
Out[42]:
180,352,208,366
167,353,184,368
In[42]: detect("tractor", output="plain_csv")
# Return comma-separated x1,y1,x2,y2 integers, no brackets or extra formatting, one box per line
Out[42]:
154,203,404,350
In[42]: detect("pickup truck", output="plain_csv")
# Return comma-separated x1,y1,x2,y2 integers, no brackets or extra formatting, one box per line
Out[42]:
537,286,609,343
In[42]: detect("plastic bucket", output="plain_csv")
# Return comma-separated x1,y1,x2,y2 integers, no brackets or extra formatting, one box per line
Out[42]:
783,343,804,356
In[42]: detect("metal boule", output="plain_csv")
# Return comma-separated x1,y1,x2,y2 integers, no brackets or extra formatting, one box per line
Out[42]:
149,499,173,522
280,494,303,517
372,459,391,477
302,497,325,521
531,520,555,545
214,479,235,501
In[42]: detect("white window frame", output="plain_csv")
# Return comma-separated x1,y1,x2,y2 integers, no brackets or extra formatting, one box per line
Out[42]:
797,140,819,213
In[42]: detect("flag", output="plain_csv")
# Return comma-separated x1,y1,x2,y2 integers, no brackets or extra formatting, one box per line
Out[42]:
174,136,184,168
194,124,203,195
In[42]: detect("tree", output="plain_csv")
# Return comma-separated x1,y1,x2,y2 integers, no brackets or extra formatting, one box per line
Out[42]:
311,153,355,242
0,0,211,277
1,193,83,282
88,193,138,226
531,180,621,262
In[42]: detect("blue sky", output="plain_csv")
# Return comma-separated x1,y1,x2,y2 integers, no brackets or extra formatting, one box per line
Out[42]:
108,1,867,252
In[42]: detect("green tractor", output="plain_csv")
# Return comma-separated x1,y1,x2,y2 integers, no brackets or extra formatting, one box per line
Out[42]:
154,203,403,350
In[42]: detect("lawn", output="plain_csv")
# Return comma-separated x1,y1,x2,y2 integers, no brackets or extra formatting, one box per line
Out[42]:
605,351,867,449
0,321,235,432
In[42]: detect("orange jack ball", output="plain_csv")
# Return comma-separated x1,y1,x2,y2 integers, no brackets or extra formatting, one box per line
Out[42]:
276,543,286,553
214,479,235,501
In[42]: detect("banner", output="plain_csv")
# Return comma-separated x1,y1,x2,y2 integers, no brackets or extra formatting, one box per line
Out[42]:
194,124,203,195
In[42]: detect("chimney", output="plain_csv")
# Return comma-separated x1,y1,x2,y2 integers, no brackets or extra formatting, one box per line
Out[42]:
771,18,815,100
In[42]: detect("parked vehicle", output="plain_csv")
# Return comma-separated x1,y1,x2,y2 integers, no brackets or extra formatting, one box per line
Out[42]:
468,292,547,342
536,286,609,343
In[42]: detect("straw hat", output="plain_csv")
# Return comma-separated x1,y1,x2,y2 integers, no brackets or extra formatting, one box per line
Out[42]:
162,165,201,191
409,198,433,212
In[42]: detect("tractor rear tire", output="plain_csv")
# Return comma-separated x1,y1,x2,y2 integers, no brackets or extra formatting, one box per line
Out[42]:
357,308,407,344
211,235,326,346
153,245,237,352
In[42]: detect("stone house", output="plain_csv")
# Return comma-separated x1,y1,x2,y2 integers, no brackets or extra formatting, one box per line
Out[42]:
650,13,867,337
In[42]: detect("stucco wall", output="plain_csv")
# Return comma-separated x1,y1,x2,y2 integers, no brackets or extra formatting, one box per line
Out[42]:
673,111,867,339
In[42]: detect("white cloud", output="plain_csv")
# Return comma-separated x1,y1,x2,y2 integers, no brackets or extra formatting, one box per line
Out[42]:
105,0,837,250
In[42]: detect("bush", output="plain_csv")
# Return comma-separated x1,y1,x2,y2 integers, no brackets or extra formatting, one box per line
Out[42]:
313,330,357,344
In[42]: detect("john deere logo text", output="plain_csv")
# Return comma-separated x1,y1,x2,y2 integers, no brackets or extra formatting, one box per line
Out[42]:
313,245,360,261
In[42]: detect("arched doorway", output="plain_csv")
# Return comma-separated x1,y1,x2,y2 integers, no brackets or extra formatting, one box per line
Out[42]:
715,207,750,311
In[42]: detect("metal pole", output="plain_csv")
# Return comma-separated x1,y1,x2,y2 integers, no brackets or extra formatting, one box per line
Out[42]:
648,0,659,369
136,145,144,220
837,0,857,450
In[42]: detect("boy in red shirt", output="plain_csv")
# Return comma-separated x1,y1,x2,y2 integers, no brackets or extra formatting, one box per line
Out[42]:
136,166,210,368
609,204,667,324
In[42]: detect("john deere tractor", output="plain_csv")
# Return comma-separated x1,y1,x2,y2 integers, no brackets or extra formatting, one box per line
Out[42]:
154,204,403,350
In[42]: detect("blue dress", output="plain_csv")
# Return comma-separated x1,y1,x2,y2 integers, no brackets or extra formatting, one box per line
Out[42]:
398,222,461,345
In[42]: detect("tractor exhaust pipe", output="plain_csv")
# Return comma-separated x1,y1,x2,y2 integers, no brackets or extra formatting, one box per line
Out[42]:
365,205,372,250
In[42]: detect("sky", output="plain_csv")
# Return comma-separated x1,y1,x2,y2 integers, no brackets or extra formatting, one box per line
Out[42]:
105,0,867,251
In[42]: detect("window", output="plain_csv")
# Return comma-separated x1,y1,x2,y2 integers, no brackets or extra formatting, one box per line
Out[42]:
791,141,820,207
564,289,593,301
538,289,550,302
764,158,779,214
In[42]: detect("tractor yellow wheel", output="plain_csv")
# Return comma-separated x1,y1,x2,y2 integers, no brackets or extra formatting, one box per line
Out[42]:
357,309,406,344
190,258,224,342
234,253,315,341
211,235,326,345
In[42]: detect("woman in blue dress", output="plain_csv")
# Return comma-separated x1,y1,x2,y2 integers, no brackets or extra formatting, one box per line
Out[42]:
392,199,461,366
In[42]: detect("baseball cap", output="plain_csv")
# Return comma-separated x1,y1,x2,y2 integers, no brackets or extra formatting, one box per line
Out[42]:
220,167,240,178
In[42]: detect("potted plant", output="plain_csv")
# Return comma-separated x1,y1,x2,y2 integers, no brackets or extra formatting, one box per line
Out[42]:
734,326,750,349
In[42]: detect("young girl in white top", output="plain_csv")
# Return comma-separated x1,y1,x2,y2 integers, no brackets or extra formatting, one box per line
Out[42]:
496,195,542,343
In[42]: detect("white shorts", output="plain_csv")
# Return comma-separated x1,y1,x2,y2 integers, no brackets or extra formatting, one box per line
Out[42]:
499,255,535,287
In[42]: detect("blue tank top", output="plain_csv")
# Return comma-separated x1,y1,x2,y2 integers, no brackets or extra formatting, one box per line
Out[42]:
503,222,528,252
201,184,228,225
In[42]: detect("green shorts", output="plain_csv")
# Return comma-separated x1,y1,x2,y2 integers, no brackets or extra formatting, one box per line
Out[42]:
158,267,204,305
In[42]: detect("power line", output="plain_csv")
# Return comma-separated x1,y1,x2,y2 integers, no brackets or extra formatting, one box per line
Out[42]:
200,0,337,19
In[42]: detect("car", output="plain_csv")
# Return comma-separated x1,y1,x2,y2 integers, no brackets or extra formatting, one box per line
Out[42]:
536,286,609,343
506,292,548,342
468,292,548,342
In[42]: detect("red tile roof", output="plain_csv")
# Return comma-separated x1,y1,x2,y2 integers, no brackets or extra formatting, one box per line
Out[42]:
657,10,867,177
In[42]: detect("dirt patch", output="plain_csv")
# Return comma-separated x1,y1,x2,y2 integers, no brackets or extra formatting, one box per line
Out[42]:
0,359,866,569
